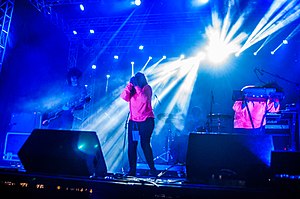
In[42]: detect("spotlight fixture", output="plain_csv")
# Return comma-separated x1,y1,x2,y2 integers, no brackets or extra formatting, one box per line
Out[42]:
80,4,84,11
134,0,141,6
162,55,166,59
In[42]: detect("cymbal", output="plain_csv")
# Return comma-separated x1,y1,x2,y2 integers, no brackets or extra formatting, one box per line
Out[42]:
157,113,184,124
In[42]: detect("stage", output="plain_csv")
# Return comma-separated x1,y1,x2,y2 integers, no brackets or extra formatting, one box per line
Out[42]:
1,130,300,198
0,162,299,199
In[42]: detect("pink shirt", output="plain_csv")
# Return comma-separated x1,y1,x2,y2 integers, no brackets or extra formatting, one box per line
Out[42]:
120,83,155,122
232,99,280,129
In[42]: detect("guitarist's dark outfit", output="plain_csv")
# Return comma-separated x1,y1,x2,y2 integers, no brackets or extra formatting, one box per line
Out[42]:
43,82,88,130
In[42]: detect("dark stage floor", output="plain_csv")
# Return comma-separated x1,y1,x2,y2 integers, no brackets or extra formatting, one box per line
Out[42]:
0,161,300,199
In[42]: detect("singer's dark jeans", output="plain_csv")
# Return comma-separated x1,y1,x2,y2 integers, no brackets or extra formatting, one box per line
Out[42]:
128,118,156,173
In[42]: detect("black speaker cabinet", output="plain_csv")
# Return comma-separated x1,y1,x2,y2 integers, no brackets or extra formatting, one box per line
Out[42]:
18,129,107,178
271,151,300,176
186,133,273,186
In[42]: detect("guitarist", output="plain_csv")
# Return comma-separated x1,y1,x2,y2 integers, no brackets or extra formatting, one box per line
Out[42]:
42,67,89,130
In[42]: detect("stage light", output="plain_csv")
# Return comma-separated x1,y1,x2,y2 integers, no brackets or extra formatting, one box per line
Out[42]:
206,40,232,64
134,0,141,6
192,0,209,7
106,74,110,79
90,29,95,34
283,39,288,44
73,30,77,35
92,64,96,69
197,51,206,60
131,62,135,76
114,55,119,59
139,45,144,50
162,55,166,59
271,51,275,55
141,56,153,72
253,52,257,56
204,10,244,64
180,54,185,59
80,4,84,11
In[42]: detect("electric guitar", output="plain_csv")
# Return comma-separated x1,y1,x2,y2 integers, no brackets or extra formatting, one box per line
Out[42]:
42,95,91,126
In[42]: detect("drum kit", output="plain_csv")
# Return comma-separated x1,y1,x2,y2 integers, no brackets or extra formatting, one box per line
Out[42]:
154,112,233,164
154,113,184,164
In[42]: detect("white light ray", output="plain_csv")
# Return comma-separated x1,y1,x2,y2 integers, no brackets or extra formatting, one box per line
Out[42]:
205,1,249,64
240,0,300,53
241,0,288,51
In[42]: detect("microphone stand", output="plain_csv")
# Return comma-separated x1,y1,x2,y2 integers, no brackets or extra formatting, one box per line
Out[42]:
121,112,130,174
154,94,161,110
260,68,299,86
208,91,214,132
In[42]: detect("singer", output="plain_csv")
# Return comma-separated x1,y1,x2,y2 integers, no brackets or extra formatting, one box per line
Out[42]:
120,72,157,176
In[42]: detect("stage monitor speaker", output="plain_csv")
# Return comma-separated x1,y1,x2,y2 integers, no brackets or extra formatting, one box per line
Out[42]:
271,151,300,176
186,133,273,186
18,129,107,178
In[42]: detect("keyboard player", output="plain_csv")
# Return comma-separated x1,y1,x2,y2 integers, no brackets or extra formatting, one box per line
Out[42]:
232,82,283,135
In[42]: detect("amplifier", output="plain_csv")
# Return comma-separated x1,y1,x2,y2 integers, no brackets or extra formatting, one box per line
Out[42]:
265,111,297,151
265,113,290,134
3,132,31,161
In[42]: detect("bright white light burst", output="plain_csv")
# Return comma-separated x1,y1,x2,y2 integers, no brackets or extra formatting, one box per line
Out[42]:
205,26,242,64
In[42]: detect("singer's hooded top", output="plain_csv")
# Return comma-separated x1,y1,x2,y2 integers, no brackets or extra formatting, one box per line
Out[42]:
120,73,155,122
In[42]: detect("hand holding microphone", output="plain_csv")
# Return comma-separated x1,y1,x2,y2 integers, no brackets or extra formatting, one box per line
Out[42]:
130,76,138,86
130,76,137,96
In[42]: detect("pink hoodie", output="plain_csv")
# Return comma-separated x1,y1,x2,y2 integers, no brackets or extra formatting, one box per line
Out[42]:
121,83,155,122
232,99,280,129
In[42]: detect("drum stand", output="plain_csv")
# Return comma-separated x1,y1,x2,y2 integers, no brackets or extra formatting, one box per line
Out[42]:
154,127,173,164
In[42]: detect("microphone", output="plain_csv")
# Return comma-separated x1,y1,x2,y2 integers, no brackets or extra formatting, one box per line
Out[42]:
254,67,263,76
